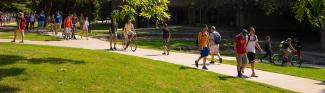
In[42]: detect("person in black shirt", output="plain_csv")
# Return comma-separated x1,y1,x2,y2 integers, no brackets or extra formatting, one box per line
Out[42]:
260,36,273,63
162,23,171,55
109,19,118,50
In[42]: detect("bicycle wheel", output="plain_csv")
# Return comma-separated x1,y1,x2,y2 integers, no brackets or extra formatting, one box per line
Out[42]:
130,37,137,52
272,54,281,65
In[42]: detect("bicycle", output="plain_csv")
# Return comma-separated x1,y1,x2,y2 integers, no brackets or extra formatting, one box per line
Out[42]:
122,34,137,52
272,50,302,67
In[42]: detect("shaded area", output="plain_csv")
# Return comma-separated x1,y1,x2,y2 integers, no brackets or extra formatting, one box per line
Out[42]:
0,85,20,93
218,76,236,80
0,55,86,65
179,66,196,70
0,68,25,80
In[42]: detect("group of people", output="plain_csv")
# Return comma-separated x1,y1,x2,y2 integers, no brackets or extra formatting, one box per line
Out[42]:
195,24,223,70
0,12,14,26
11,11,91,43
194,25,262,78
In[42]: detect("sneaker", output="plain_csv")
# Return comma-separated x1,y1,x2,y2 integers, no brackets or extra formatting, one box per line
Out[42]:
19,41,24,43
113,47,117,50
202,66,208,70
162,53,166,55
219,58,223,63
110,47,113,50
209,61,215,64
251,73,258,77
11,40,15,42
195,61,198,68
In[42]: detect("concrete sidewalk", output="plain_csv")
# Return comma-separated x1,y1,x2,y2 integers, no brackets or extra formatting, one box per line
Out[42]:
0,38,324,93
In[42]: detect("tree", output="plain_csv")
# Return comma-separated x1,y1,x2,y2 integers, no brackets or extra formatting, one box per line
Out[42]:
112,0,171,25
293,0,325,50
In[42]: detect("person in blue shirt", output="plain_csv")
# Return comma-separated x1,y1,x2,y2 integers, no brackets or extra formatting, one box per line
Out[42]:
37,11,46,33
54,11,62,35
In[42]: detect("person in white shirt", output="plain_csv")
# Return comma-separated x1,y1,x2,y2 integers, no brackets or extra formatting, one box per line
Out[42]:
208,26,222,64
246,26,264,77
81,17,89,40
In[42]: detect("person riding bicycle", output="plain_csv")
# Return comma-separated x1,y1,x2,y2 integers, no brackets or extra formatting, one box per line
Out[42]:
280,38,297,63
123,19,136,50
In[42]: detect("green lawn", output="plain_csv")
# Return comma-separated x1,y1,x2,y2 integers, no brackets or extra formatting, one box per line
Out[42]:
218,59,325,81
0,43,293,93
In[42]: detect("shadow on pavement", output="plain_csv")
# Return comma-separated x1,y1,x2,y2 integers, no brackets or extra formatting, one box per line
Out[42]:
144,54,161,56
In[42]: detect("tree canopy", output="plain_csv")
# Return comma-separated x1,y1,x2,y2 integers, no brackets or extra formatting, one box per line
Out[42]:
112,0,171,24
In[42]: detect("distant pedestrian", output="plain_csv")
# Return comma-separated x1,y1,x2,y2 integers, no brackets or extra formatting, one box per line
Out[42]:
246,27,264,77
29,12,36,31
71,14,78,39
162,23,171,55
54,11,62,35
63,15,72,40
195,24,209,70
234,29,248,78
208,26,222,64
260,36,273,63
81,17,89,40
109,18,118,50
37,11,46,33
12,12,26,43
24,13,30,31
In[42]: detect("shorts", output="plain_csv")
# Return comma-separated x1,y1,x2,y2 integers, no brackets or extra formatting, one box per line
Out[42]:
110,33,117,39
38,21,45,27
64,28,72,34
200,47,209,57
247,52,256,63
163,38,169,46
127,31,135,35
236,53,248,65
209,44,220,55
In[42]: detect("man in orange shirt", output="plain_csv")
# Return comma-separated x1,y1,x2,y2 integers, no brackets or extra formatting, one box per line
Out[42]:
195,24,209,70
63,15,72,40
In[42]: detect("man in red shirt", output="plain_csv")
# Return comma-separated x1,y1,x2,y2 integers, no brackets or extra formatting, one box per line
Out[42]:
234,29,248,78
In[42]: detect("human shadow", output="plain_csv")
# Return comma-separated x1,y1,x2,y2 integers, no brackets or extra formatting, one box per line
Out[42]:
179,66,197,70
0,84,20,93
315,81,325,85
145,54,161,56
218,76,236,80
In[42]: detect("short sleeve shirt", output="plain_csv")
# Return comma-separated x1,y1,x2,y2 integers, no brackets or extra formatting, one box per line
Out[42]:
246,35,258,53
198,31,209,48
234,34,247,54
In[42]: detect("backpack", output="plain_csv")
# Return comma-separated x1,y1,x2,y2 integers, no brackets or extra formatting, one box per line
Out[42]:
213,32,221,44
246,35,257,46
280,41,289,49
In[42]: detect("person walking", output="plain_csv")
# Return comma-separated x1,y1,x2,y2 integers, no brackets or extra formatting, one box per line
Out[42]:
109,18,118,50
54,11,62,35
37,11,46,33
71,14,78,39
162,23,171,55
260,36,273,63
234,29,249,78
24,13,30,32
194,24,209,70
12,12,26,43
246,27,264,77
29,12,36,31
81,17,89,40
208,26,223,64
63,15,72,40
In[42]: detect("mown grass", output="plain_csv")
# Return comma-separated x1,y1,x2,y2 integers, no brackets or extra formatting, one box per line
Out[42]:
0,43,294,93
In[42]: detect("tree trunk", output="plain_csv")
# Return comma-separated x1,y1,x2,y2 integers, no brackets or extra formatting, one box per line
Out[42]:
321,31,325,51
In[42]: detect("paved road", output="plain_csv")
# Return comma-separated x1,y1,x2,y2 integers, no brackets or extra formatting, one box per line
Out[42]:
0,36,324,93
